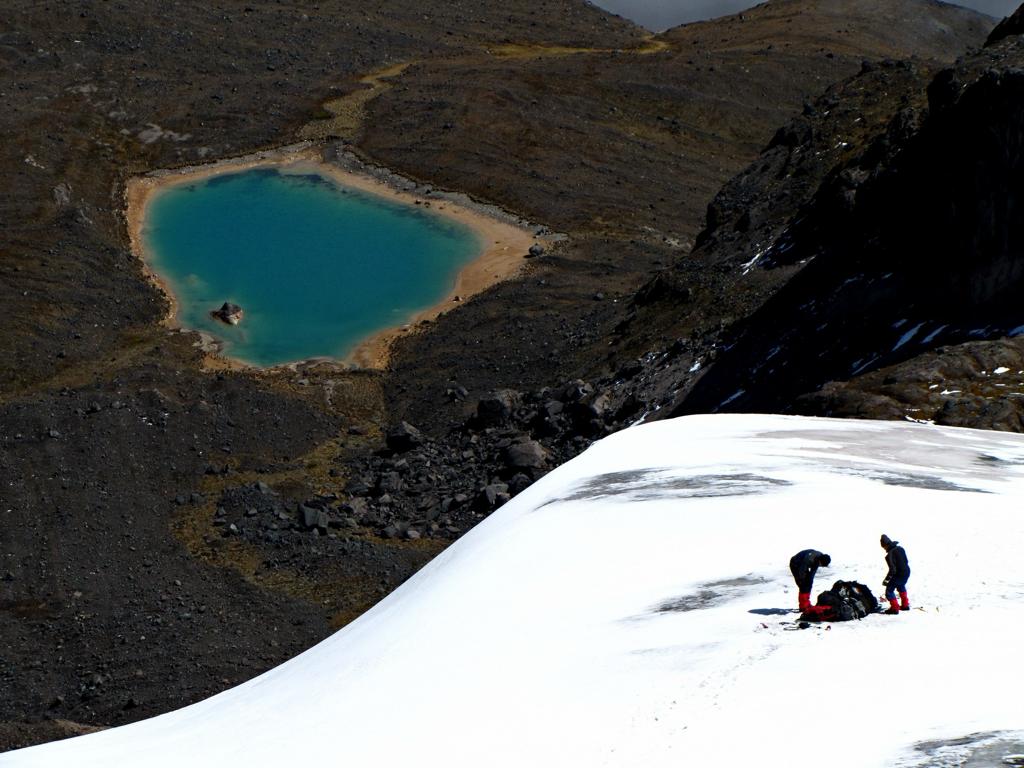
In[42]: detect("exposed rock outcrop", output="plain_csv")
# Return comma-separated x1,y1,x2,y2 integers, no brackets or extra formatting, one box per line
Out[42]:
211,302,243,325
986,4,1024,46
676,37,1024,417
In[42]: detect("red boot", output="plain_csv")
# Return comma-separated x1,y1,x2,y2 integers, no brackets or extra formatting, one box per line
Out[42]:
899,591,910,611
798,593,811,613
805,604,833,620
884,598,900,615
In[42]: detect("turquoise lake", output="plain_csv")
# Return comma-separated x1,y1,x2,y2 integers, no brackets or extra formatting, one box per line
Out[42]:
142,166,483,366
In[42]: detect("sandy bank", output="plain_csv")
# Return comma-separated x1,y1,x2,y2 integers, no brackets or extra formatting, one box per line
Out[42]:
125,143,549,371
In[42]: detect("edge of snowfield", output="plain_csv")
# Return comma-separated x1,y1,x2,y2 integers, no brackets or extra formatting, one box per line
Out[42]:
6,414,1024,768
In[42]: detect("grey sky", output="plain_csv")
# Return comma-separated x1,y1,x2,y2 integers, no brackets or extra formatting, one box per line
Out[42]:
589,0,1019,31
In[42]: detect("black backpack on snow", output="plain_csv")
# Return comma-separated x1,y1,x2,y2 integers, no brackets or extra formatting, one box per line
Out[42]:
813,580,879,621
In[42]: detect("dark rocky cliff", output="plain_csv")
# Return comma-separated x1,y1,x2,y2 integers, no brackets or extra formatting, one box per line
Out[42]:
379,0,993,433
671,25,1024,423
579,8,1024,433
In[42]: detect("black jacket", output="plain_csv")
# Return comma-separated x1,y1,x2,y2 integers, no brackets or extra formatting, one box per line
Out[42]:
790,549,826,580
884,542,911,584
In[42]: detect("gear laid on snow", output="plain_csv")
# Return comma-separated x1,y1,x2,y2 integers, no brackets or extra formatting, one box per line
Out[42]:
803,580,879,622
789,549,830,611
880,534,911,613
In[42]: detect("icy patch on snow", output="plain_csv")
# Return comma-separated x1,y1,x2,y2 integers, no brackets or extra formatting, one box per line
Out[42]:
975,452,1024,467
654,575,771,614
542,469,791,506
833,467,988,493
897,731,1024,768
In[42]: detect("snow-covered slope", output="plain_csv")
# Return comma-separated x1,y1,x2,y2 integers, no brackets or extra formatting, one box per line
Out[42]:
6,414,1024,767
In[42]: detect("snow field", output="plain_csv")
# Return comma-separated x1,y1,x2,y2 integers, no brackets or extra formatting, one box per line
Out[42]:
6,414,1024,767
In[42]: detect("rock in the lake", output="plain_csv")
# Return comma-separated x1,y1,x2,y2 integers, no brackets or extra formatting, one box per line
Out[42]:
211,302,243,325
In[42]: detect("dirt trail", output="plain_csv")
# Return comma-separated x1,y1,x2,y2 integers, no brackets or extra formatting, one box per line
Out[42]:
299,35,669,141
299,62,412,141
488,36,670,58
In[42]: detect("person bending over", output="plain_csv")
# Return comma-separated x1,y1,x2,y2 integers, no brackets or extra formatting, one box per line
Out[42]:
789,549,831,613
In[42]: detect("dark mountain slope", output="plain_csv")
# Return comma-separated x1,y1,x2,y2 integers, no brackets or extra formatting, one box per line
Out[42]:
796,337,1024,431
376,0,993,433
675,26,1024,417
0,0,642,395
603,58,938,411
0,0,642,747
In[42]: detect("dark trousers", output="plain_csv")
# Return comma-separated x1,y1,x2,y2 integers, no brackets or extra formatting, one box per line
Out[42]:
885,575,909,601
790,561,814,594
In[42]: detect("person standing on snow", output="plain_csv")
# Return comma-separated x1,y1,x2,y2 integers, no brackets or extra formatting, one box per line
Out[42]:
880,534,911,614
789,549,831,613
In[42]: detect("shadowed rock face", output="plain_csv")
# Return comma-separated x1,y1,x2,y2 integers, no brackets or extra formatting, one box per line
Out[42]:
987,3,1024,44
794,337,1024,431
377,0,993,435
584,58,943,419
661,19,1024,421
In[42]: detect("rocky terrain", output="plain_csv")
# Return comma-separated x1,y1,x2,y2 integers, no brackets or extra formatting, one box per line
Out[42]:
1,0,1016,752
379,0,994,433
0,0,641,748
594,11,1024,432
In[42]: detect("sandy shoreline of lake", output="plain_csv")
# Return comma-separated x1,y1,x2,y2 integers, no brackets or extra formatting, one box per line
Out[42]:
124,142,546,371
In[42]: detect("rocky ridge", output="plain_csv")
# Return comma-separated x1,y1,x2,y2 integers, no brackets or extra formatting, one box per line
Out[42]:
520,9,1024,436
675,22,1024,421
